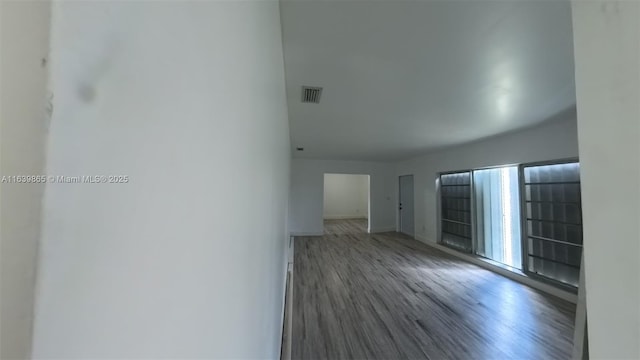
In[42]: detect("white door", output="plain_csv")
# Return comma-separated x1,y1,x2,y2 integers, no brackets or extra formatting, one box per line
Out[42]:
399,175,414,236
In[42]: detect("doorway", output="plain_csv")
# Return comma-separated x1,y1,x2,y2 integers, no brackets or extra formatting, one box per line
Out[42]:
399,175,414,236
323,174,370,235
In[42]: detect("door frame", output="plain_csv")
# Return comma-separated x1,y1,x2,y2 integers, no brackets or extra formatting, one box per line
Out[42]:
398,174,415,236
322,173,371,233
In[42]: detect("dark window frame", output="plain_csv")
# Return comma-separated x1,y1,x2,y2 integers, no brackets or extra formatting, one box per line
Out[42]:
518,158,582,291
437,170,474,253
436,158,582,292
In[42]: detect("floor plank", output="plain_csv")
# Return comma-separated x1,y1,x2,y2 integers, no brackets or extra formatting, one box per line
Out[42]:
323,219,368,236
293,219,576,359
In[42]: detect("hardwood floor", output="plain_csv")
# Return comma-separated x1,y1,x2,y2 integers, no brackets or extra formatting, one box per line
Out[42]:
323,218,368,236
292,219,576,359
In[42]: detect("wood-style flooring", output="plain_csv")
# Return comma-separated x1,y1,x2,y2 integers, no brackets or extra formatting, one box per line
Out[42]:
293,219,576,359
323,218,368,236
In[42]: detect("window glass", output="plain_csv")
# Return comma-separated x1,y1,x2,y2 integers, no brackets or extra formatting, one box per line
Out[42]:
473,167,522,269
522,162,582,287
439,172,472,252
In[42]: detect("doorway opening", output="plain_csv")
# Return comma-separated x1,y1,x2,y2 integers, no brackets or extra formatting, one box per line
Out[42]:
323,173,370,235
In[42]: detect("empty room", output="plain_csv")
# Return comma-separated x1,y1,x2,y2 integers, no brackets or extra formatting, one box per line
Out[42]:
2,0,638,359
323,173,370,235
287,2,585,357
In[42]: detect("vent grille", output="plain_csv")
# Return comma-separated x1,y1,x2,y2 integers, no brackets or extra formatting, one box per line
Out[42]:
301,86,322,104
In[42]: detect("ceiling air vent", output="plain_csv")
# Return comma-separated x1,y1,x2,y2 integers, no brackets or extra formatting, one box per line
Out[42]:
301,86,323,104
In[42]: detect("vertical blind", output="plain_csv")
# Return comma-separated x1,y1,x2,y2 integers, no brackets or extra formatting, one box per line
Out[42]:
474,167,522,269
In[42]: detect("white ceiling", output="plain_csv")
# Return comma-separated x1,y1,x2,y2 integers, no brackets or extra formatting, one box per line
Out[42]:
281,0,576,161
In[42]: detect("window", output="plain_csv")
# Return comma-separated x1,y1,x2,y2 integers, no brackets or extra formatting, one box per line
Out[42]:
522,162,582,287
438,159,582,289
439,172,472,252
473,167,522,269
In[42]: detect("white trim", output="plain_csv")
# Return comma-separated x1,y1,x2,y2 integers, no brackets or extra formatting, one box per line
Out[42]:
369,226,396,233
290,231,323,237
277,262,289,360
415,235,578,304
279,236,294,360
323,215,368,220
279,266,293,360
572,254,587,359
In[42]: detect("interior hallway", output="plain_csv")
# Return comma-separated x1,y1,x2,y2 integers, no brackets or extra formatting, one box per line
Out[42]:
293,219,576,359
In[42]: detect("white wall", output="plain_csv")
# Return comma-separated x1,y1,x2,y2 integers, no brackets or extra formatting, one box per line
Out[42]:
31,2,290,358
396,109,579,243
0,1,51,358
323,174,369,220
290,159,395,235
572,2,640,358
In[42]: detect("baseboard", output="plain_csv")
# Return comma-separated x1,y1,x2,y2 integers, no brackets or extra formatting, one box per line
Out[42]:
323,215,368,220
417,236,578,304
289,231,323,237
279,267,293,360
415,234,429,243
279,233,294,360
292,228,395,235
369,226,396,233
